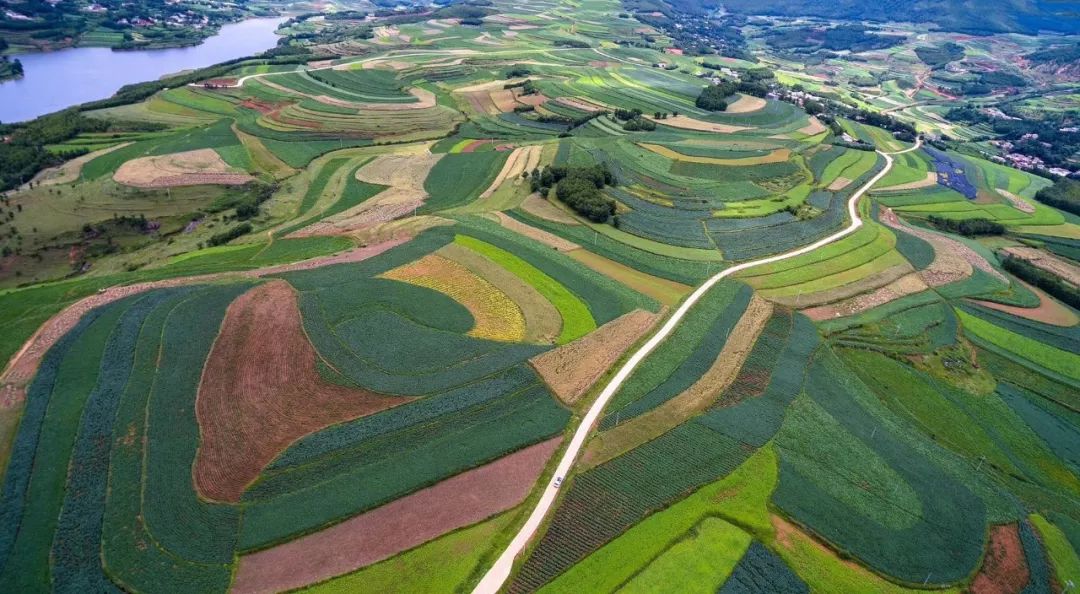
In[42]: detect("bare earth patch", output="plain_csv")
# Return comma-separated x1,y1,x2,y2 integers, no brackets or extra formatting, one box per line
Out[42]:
970,279,1080,327
530,309,660,404
649,114,750,134
231,437,561,594
479,145,543,200
193,280,412,502
970,524,1030,594
521,194,581,225
556,96,607,113
804,273,929,321
827,177,853,191
881,207,1007,285
290,152,442,237
796,116,828,136
303,86,435,111
516,92,548,107
725,94,767,113
878,171,937,191
454,78,529,94
495,212,580,252
489,89,518,113
30,142,133,187
113,148,252,188
639,143,790,166
764,263,913,309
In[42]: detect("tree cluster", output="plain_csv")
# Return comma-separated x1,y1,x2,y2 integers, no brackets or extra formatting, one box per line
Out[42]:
1034,179,1080,216
208,223,253,247
696,81,736,111
927,216,1005,236
529,164,616,222
1001,253,1080,309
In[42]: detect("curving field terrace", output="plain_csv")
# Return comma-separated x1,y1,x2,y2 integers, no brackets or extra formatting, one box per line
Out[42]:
2,8,1079,594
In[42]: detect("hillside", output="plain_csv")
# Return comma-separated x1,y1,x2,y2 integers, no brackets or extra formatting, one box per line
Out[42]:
714,0,1080,34
0,0,1077,592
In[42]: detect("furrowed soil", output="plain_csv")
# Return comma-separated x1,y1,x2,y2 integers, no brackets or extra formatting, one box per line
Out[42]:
969,278,1079,327
113,148,253,188
495,211,579,252
231,437,561,594
193,280,412,502
970,524,1029,594
521,194,581,225
530,309,660,404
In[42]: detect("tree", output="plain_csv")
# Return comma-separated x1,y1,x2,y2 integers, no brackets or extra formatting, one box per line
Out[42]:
695,81,737,111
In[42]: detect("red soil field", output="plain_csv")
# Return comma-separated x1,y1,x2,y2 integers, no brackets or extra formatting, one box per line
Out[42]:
461,139,489,153
0,238,408,429
231,437,562,593
969,279,1079,327
193,280,412,502
970,524,1030,594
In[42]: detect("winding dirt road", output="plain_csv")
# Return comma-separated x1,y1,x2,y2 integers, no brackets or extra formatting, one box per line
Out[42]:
471,138,923,594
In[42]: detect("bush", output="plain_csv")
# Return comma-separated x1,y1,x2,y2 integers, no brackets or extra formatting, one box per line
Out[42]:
621,117,656,131
207,223,252,246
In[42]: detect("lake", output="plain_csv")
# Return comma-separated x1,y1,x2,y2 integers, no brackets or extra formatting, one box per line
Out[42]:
0,16,287,123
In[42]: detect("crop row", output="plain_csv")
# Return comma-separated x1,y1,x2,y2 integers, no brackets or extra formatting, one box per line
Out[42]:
773,347,989,585
509,422,751,593
505,209,713,285
599,282,751,427
0,284,249,593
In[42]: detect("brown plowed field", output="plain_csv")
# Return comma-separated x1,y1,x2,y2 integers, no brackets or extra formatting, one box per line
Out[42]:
193,280,411,502
530,309,659,404
970,279,1079,327
521,194,581,225
231,437,561,594
113,148,253,188
970,524,1029,594
803,273,929,320
0,238,406,395
495,211,579,252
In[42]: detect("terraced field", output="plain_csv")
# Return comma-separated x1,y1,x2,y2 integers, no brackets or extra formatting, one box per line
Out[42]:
0,0,1078,592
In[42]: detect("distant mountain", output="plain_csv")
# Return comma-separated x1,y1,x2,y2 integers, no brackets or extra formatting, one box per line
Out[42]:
706,0,1080,34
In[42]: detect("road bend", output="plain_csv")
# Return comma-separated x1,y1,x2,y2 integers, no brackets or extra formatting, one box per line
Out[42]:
471,137,923,594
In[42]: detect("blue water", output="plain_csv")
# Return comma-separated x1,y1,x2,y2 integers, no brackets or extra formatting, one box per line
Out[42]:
0,16,286,123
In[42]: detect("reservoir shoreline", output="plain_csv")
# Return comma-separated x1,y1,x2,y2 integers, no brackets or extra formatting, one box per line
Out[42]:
0,16,287,123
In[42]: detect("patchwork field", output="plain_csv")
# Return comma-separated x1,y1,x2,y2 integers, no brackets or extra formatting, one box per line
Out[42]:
0,0,1077,592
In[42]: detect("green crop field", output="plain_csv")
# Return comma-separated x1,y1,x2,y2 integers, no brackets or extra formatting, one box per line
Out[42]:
1,0,1078,591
